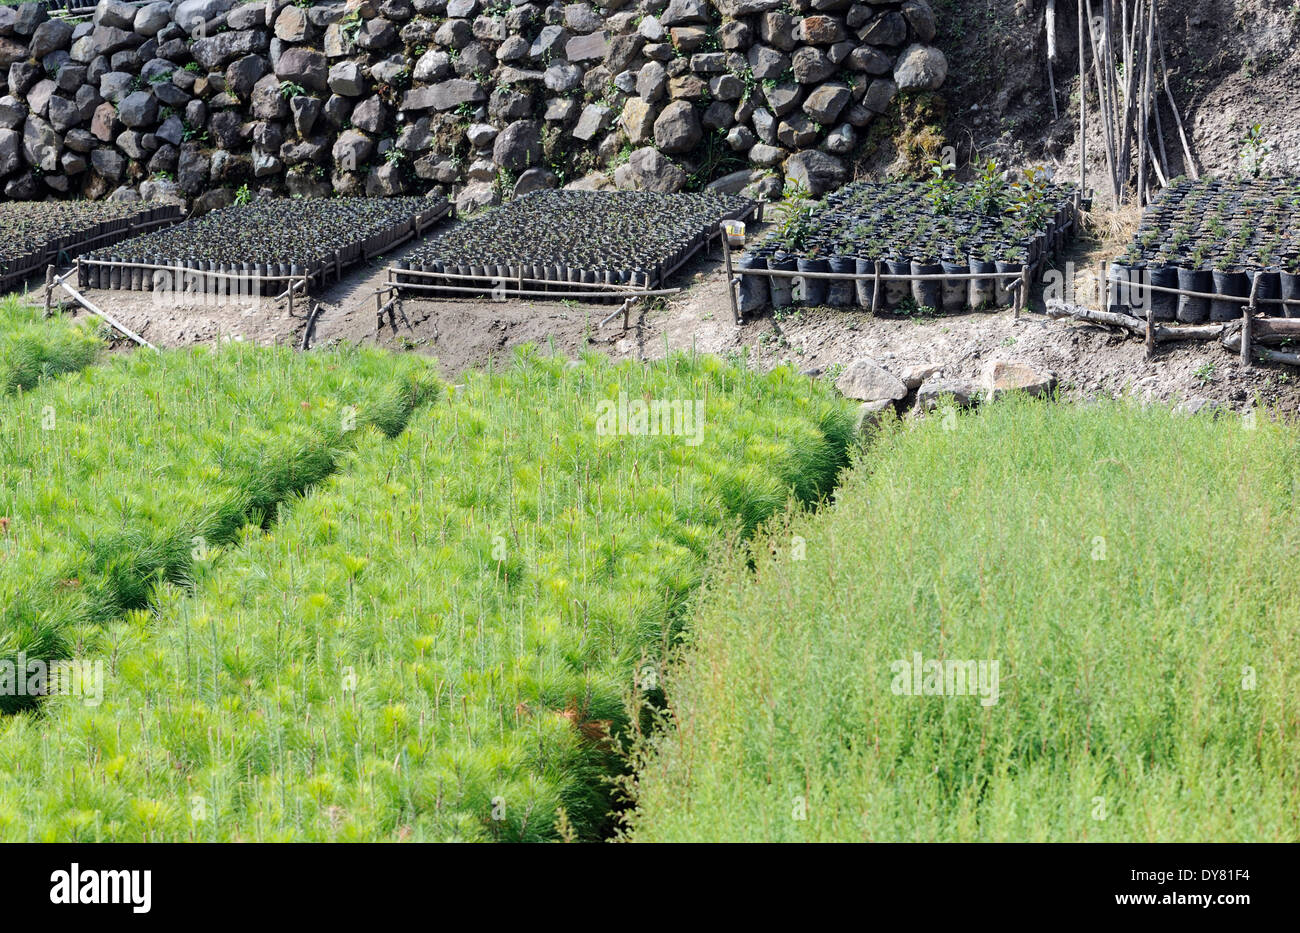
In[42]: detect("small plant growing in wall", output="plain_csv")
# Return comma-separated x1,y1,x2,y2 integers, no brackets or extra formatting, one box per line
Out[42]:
235,183,252,205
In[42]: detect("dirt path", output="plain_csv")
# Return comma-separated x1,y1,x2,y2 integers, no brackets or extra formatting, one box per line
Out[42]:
52,226,1300,413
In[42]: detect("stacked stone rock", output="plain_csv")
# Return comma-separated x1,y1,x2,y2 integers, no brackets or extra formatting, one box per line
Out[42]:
0,0,946,211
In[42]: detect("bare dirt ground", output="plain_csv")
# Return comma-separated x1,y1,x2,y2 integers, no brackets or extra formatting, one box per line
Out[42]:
53,219,1300,415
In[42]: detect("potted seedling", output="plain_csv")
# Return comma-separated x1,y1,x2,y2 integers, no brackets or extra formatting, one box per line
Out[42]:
940,235,970,311
968,241,999,310
1211,248,1249,322
1147,246,1179,321
1281,253,1300,318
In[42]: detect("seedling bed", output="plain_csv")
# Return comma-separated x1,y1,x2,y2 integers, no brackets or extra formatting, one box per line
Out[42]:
391,190,758,300
78,196,452,298
737,176,1078,314
1110,177,1300,322
0,201,182,295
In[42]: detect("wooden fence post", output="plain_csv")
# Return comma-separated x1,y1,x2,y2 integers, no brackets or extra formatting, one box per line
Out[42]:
1242,272,1260,367
721,230,740,325
43,265,55,317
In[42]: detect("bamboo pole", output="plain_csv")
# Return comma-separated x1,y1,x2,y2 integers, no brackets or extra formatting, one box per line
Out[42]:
391,281,683,300
1155,6,1198,179
56,278,156,349
1085,0,1120,202
1115,0,1142,199
1137,0,1155,204
1045,0,1059,120
1078,0,1087,196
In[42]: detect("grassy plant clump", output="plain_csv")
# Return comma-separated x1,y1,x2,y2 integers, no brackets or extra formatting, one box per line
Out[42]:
0,348,853,841
629,397,1300,842
0,345,441,704
0,298,102,396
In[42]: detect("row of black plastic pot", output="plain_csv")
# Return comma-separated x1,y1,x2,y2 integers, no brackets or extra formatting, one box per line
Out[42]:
735,251,1032,313
81,201,450,294
402,190,757,283
1108,262,1300,321
400,231,699,293
77,257,328,297
81,198,450,291
0,204,182,289
392,260,662,300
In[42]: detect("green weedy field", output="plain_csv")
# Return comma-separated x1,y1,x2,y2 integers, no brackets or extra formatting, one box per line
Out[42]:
0,297,101,396
0,314,438,707
8,299,1296,844
0,308,853,841
627,398,1300,841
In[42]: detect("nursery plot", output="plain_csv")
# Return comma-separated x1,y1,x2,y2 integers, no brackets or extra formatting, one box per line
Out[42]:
79,196,451,297
393,189,758,297
1110,176,1300,323
737,174,1078,314
0,349,854,841
0,345,439,703
0,200,182,295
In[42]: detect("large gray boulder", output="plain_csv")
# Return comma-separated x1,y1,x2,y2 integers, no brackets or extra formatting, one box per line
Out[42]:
133,2,172,37
29,19,73,59
365,161,406,196
274,47,328,92
191,30,268,71
174,0,237,32
836,358,907,404
492,119,541,171
613,145,686,192
95,1,135,29
783,149,845,196
0,96,26,129
802,83,851,124
12,3,47,37
917,378,979,410
653,99,700,153
660,0,709,26
89,25,140,58
22,114,59,170
401,79,484,111
893,43,948,91
981,360,1057,400
328,61,367,97
902,0,938,43
0,127,21,176
332,128,374,168
543,62,583,93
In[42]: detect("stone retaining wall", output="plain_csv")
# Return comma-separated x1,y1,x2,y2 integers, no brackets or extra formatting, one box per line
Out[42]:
0,0,947,211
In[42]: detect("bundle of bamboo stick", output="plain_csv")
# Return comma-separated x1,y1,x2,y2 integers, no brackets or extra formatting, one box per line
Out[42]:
1064,0,1198,206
